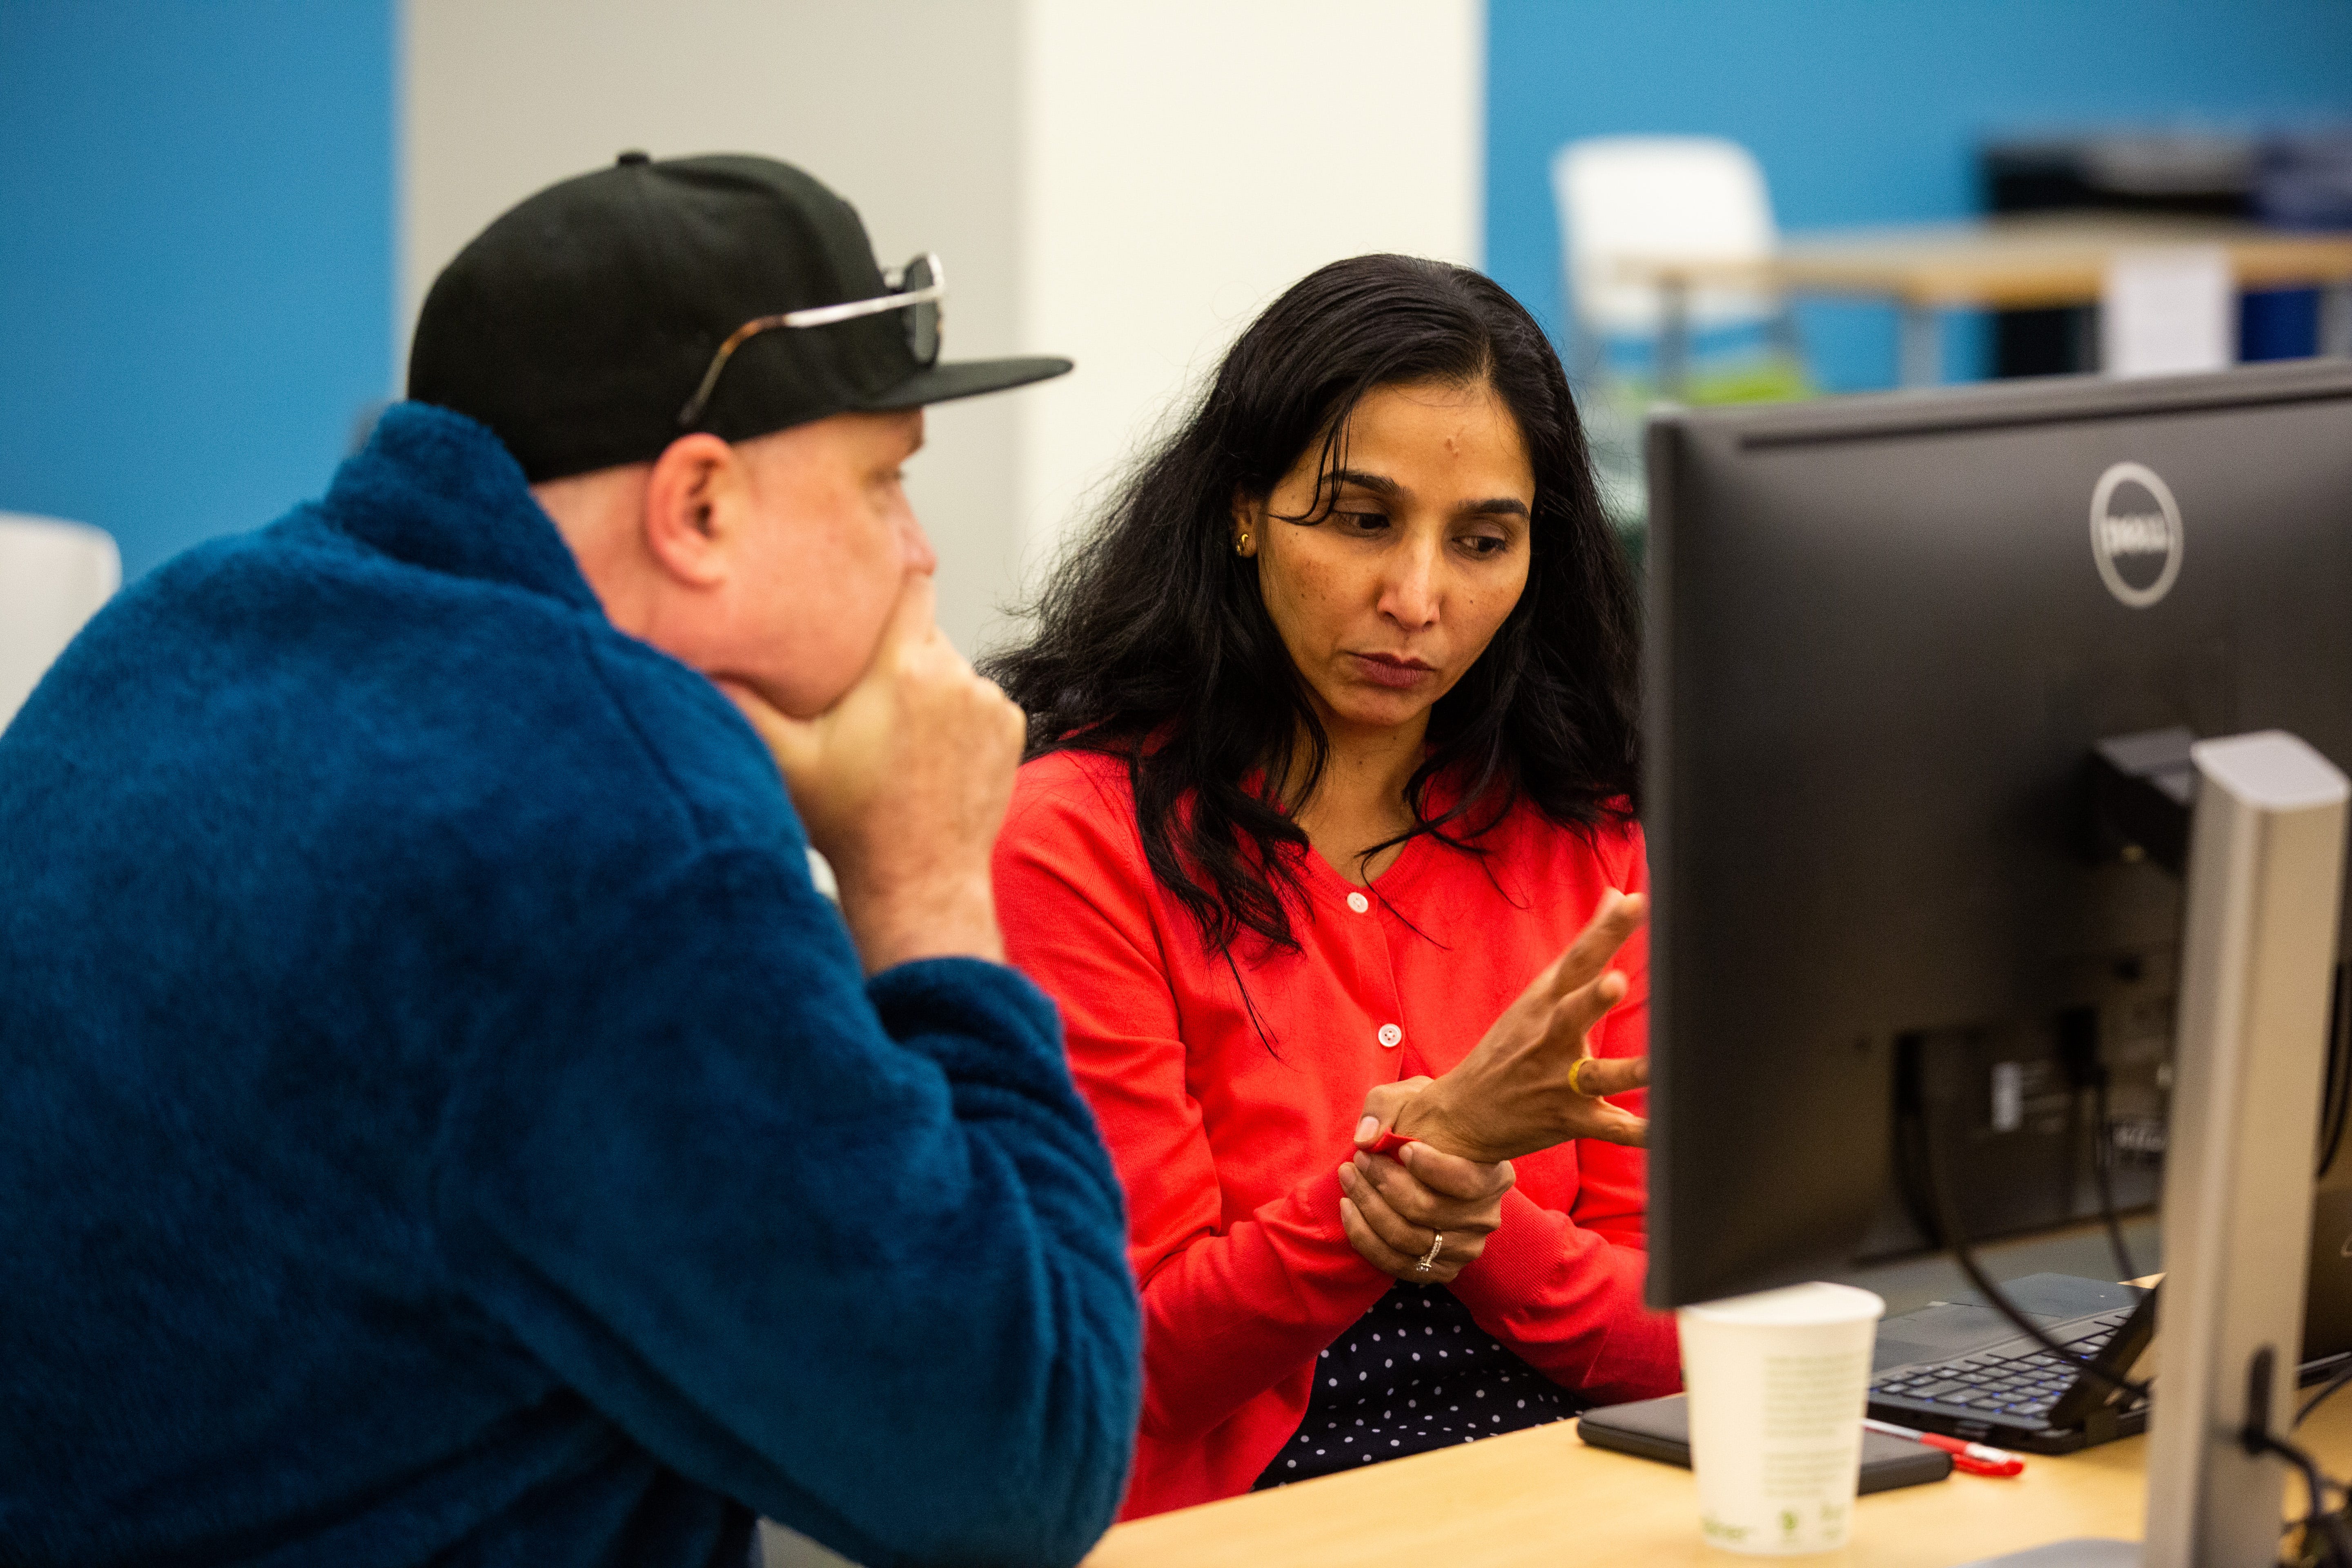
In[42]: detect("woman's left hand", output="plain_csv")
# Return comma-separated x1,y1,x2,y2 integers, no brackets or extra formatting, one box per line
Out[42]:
1335,1078,1515,1283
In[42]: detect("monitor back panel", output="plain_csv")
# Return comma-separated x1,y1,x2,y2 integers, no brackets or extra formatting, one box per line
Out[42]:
1642,363,2352,1307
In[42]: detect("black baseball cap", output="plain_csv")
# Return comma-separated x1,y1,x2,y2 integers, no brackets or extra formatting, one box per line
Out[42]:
408,151,1071,483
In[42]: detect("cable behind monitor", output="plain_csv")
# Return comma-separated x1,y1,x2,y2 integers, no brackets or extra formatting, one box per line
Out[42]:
2317,962,2352,1183
1895,1038,2153,1405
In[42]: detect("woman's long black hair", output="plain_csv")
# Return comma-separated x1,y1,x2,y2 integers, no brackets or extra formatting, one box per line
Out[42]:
982,254,1639,956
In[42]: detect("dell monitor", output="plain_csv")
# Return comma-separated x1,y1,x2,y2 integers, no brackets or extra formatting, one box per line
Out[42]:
1640,358,2352,1314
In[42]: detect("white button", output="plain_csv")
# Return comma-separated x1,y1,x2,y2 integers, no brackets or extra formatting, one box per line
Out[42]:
1377,1023,1403,1049
1346,891,1370,914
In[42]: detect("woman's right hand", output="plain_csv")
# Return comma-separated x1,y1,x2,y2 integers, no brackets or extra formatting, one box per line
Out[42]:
1394,889,1650,1165
1337,1078,1515,1284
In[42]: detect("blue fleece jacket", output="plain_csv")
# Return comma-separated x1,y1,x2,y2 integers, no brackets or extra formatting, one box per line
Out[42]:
0,404,1140,1568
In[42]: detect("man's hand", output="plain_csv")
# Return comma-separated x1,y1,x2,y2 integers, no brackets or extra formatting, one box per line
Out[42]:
1336,1078,1514,1283
717,576,1026,973
1391,891,1650,1163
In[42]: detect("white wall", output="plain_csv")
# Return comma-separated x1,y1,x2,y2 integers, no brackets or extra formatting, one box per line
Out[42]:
1015,0,1484,577
402,0,1484,658
401,0,1029,657
399,7,1479,1561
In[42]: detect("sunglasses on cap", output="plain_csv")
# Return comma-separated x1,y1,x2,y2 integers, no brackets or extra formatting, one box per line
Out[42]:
676,252,944,429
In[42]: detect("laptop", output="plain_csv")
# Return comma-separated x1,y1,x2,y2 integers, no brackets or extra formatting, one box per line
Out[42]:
1867,1259,2352,1456
1866,1274,2155,1455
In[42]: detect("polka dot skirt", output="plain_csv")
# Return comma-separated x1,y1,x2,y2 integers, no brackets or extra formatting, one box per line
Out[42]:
1252,1280,1581,1490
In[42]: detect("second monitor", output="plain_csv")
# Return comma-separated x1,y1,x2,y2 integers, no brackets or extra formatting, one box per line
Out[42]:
1639,358,2352,1312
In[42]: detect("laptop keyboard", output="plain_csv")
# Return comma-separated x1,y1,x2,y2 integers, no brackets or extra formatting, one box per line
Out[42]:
1869,1310,2133,1425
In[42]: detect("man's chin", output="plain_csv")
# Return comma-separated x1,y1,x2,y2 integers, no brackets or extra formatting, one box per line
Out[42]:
706,673,802,723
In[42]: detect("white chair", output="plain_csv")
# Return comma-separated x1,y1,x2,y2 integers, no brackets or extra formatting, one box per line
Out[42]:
0,512,121,731
1551,136,1791,394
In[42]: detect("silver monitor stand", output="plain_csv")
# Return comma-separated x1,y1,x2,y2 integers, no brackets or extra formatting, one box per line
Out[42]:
1967,731,2349,1568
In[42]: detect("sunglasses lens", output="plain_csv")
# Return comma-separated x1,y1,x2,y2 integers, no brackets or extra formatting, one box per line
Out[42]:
902,254,939,366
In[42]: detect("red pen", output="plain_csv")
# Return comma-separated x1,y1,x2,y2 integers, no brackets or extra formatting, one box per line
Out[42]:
1864,1417,2026,1477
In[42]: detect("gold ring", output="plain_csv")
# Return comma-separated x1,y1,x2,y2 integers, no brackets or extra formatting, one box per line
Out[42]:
1415,1233,1444,1274
1570,1058,1604,1097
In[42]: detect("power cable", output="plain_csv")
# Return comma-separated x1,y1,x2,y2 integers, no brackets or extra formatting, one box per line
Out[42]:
1900,1065,2152,1405
2087,1070,2138,1285
2300,1358,2352,1430
2244,1347,2352,1567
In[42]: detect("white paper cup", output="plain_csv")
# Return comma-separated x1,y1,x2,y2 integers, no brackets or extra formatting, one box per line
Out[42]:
1677,1281,1885,1556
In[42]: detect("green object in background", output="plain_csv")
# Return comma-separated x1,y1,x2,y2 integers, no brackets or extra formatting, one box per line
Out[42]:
1681,353,1814,407
1579,355,1814,582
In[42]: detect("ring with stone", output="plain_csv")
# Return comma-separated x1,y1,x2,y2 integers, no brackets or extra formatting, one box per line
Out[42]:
1416,1232,1444,1273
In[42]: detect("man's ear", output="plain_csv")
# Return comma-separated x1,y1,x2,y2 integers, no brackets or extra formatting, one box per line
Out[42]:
642,433,744,588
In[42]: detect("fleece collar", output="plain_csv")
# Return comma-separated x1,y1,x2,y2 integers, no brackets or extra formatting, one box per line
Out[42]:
321,402,602,613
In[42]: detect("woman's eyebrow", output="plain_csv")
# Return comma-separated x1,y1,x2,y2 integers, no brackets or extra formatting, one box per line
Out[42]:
1326,467,1402,498
1460,497,1531,519
1326,467,1528,519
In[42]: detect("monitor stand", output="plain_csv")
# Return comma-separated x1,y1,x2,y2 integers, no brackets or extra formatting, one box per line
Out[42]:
1964,731,2348,1568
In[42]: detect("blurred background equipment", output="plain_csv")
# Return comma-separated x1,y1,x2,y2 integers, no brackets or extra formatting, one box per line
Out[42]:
1984,131,2253,374
2262,129,2352,233
0,514,119,731
2100,245,2237,377
1984,129,2352,374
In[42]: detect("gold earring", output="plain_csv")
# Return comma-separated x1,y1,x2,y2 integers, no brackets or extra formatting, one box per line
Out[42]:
1236,532,1252,555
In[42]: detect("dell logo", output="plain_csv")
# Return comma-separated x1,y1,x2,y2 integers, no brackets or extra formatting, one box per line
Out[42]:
2089,461,2183,609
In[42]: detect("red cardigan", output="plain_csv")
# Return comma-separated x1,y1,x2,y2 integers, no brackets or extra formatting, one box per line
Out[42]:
993,748,1681,1518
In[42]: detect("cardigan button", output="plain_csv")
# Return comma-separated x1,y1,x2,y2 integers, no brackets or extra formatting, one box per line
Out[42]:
1346,891,1370,914
1377,1023,1403,1049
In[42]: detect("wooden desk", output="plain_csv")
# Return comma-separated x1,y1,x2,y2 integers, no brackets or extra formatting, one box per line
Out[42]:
1616,213,2352,388
1085,1393,2352,1568
1769,214,2352,313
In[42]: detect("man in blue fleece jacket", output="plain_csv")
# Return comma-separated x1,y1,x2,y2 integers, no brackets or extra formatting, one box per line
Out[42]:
0,154,1139,1567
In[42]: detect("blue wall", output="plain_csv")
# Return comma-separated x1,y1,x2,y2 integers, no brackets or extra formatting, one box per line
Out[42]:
0,0,394,581
1488,0,2352,392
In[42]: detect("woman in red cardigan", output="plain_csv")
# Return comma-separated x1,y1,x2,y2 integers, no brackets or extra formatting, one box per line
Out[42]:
984,255,1679,1519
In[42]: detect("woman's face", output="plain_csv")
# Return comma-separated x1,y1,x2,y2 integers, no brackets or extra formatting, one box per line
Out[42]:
1236,377,1535,743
